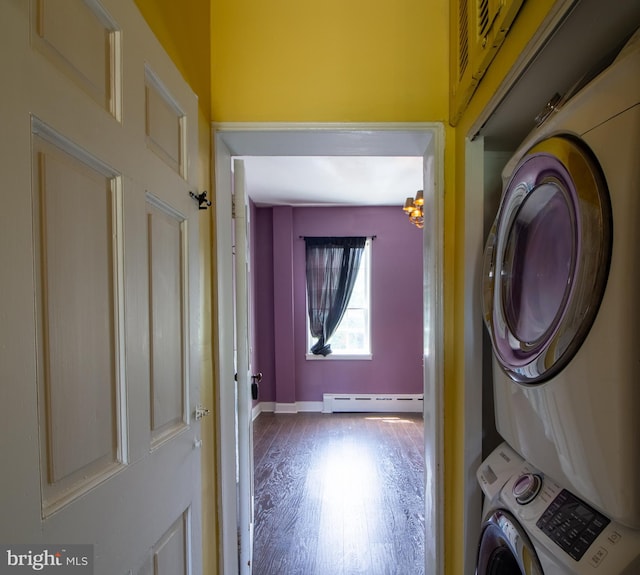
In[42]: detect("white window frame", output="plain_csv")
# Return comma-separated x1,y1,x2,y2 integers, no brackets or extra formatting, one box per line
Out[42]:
305,238,372,360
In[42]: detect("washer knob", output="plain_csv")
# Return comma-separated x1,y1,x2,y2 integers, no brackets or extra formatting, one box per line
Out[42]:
512,473,542,505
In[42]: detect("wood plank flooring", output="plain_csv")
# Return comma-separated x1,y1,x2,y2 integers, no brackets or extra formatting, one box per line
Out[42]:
253,413,425,575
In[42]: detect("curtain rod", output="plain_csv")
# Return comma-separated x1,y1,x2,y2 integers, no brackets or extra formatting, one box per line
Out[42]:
299,235,376,240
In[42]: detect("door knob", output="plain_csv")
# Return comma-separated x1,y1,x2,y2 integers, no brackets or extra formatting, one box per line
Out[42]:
251,372,262,400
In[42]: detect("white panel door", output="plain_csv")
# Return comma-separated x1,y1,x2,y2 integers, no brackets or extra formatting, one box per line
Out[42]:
233,159,255,574
0,1,202,574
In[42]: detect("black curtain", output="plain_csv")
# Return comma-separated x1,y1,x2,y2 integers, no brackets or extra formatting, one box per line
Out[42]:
304,236,366,356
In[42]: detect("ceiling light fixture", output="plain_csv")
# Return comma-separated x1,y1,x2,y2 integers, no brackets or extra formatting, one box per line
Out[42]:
402,190,424,228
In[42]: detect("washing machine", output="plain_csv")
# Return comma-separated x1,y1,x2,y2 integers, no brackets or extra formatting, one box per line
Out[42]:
476,443,640,575
482,30,640,529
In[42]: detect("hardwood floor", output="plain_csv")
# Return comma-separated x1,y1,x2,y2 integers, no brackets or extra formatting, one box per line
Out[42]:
253,412,425,575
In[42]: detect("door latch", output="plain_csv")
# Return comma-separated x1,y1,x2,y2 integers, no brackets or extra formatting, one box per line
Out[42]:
194,405,211,420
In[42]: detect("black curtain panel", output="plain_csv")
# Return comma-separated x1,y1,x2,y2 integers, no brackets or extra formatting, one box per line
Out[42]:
304,236,366,356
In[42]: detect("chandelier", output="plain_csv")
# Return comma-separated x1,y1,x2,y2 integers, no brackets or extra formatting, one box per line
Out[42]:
402,190,424,228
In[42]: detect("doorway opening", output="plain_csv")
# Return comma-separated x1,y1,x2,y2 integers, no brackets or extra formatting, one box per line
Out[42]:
213,123,445,575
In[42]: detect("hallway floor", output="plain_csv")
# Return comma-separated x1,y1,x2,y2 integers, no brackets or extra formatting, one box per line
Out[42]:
253,412,425,575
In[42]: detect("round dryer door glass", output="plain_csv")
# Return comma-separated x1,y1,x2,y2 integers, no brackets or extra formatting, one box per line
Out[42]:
483,136,612,384
475,510,544,575
502,180,574,346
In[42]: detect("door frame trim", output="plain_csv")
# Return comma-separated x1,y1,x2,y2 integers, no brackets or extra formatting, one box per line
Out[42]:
212,122,445,575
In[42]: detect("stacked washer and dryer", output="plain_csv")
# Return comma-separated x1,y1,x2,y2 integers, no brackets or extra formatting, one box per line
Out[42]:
477,26,640,575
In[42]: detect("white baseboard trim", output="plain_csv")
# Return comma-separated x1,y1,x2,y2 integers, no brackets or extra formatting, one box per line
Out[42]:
296,401,323,412
254,398,422,417
251,402,272,421
276,402,325,414
275,402,297,414
253,401,324,417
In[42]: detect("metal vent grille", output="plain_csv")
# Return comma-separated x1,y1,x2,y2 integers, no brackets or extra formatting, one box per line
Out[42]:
459,0,469,79
478,0,490,37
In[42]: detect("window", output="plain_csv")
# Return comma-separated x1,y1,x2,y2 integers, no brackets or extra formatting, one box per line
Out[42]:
306,239,371,358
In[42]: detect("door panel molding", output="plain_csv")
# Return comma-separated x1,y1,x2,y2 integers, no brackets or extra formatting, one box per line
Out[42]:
30,0,122,119
146,195,189,450
144,65,187,178
31,125,126,517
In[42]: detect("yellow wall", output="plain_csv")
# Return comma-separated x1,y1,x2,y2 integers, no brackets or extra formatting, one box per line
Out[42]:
196,109,218,575
137,2,453,574
134,0,211,121
131,1,565,574
210,0,449,122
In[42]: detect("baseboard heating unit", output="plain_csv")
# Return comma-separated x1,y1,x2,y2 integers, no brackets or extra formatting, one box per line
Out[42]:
322,393,423,414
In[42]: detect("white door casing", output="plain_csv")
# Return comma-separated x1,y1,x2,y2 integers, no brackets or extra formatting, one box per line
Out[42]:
233,159,255,573
213,134,239,575
421,131,446,574
0,1,202,574
214,123,445,575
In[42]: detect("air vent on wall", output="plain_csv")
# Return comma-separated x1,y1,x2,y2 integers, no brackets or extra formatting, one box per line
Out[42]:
450,0,525,125
478,0,490,37
459,0,469,80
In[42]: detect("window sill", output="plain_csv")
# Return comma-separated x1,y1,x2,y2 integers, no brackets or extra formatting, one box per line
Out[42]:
305,353,372,361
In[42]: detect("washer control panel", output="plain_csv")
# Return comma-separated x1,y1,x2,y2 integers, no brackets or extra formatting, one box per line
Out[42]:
483,449,640,573
536,488,610,561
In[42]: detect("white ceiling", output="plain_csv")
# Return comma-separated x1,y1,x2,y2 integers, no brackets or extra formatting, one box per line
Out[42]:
219,127,433,208
239,155,424,207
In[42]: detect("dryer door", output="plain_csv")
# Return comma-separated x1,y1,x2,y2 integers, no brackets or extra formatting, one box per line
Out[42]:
483,136,611,384
476,509,544,575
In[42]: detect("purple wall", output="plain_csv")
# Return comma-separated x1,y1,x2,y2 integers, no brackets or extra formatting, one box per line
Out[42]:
253,206,423,404
251,201,274,403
